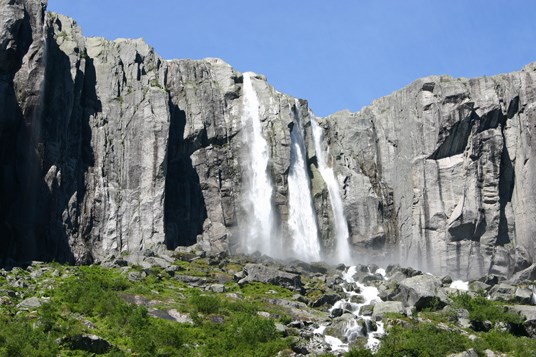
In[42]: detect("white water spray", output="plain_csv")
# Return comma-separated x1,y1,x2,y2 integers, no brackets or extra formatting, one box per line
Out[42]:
287,101,321,262
240,73,277,256
311,118,352,264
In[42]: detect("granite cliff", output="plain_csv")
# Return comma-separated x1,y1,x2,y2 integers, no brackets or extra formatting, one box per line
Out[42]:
1,0,536,280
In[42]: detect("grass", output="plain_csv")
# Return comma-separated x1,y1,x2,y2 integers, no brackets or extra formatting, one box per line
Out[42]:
0,263,294,356
450,292,524,325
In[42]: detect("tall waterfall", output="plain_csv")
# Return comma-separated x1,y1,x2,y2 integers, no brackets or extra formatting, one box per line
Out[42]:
240,72,278,257
311,118,352,264
287,101,321,262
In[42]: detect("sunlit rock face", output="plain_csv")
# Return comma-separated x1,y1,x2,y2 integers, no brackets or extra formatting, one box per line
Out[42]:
2,0,536,280
322,68,536,279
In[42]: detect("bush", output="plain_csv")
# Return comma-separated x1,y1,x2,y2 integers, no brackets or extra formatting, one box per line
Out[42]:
472,329,536,356
451,293,524,325
376,323,469,356
189,293,221,315
0,317,59,356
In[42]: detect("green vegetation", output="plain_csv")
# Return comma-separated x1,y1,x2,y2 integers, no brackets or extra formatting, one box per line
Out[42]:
450,292,524,325
343,292,533,357
1,260,534,357
375,323,470,356
0,261,295,356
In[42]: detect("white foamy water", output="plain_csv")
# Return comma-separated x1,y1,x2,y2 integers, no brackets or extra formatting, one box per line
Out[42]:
450,280,469,291
311,118,352,264
322,265,386,353
287,101,321,261
240,73,277,257
324,335,348,352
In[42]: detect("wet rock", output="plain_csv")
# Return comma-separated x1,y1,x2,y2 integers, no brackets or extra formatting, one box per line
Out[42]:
311,294,342,308
441,275,453,285
362,274,384,284
469,280,491,293
330,307,343,318
325,315,359,342
359,304,374,316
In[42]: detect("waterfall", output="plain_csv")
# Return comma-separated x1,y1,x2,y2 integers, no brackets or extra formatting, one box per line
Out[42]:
287,101,321,262
240,72,278,257
311,118,352,264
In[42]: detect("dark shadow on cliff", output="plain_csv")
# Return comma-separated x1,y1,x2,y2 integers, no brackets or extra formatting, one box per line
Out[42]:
0,20,100,267
164,102,207,249
0,7,43,266
497,106,516,246
21,22,99,265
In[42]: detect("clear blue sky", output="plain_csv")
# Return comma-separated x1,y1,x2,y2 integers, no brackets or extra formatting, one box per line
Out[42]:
48,1,536,117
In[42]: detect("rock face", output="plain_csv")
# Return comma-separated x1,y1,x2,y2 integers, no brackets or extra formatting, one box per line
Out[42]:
1,0,536,279
322,67,536,279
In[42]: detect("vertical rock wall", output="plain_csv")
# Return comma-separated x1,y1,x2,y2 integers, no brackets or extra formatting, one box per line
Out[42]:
1,0,536,279
324,68,536,279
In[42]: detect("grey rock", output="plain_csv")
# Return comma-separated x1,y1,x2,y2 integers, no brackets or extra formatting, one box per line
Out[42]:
239,264,302,291
209,284,225,293
325,315,361,342
17,296,42,309
311,293,342,308
372,301,405,318
2,0,536,284
359,304,374,316
395,275,447,310
507,305,536,338
448,349,479,357
488,283,516,301
469,280,491,293
514,287,533,304
509,264,536,284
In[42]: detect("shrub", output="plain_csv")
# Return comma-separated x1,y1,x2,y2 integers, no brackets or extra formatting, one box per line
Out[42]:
451,293,524,325
189,292,221,315
376,323,469,356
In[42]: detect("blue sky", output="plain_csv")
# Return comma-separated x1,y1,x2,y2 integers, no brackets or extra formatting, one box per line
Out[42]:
48,1,536,117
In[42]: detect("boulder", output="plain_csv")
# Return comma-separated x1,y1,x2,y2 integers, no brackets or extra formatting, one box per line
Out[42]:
507,305,536,338
395,275,447,310
65,334,112,354
239,264,302,291
488,283,516,301
17,297,42,310
514,287,533,304
311,294,342,308
372,301,405,318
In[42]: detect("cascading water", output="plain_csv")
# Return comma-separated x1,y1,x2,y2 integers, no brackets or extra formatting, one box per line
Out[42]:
240,72,278,257
287,101,321,262
315,265,386,353
311,118,352,264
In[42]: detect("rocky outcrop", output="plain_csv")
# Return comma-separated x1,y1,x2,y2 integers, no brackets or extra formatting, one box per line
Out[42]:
1,0,536,280
0,0,316,264
322,65,536,279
